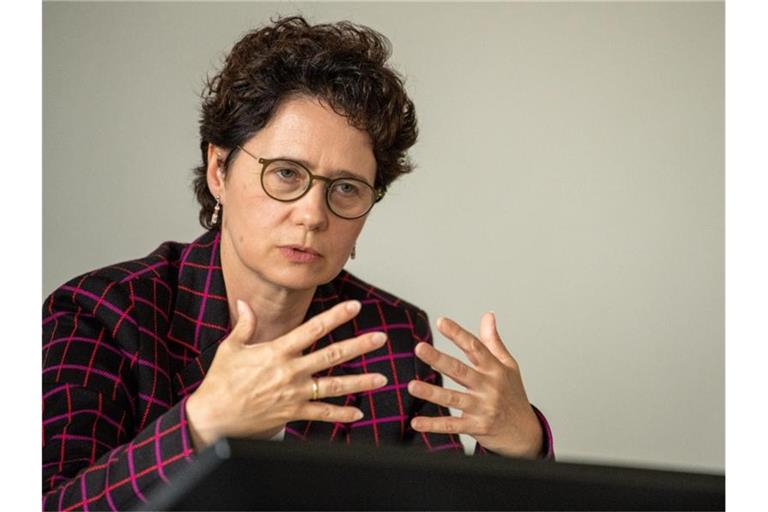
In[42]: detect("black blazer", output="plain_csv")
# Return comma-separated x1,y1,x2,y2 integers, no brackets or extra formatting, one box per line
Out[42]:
43,229,552,510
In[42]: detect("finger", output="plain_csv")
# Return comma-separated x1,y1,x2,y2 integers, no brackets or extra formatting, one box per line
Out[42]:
226,299,258,348
479,311,498,345
413,342,482,389
479,311,516,366
436,317,499,370
298,402,365,424
410,415,477,435
281,300,361,354
297,331,388,374
407,379,476,412
316,373,388,399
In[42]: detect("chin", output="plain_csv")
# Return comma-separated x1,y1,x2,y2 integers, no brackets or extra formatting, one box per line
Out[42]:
268,265,340,292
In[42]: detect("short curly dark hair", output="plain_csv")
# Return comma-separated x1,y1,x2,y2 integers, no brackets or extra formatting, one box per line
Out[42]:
193,15,418,229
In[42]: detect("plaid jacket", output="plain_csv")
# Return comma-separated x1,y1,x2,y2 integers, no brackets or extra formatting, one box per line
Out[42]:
42,229,553,511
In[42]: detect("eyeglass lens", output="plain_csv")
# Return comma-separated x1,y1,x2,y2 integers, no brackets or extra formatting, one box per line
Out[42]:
261,159,376,218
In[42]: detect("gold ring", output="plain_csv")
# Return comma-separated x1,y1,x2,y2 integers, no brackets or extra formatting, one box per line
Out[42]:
311,378,320,401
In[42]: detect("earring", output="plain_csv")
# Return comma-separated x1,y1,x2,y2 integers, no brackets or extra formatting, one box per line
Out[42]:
350,245,356,260
210,196,221,225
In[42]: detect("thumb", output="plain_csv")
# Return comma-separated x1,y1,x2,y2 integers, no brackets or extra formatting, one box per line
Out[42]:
479,311,499,344
479,311,514,364
228,299,257,347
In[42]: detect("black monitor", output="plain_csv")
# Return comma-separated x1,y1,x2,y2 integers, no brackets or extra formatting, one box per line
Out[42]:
139,438,724,511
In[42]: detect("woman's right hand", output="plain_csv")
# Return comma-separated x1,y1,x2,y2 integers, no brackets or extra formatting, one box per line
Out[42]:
185,299,388,451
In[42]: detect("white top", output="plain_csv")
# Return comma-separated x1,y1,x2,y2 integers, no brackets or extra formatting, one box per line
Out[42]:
269,427,286,442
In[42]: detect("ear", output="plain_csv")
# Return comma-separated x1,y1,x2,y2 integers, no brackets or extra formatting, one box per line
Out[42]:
205,143,227,202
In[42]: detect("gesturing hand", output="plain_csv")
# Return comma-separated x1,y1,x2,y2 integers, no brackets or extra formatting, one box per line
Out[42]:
407,312,544,458
185,299,388,450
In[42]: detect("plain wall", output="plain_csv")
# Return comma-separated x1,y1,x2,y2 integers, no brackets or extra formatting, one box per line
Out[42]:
43,1,724,472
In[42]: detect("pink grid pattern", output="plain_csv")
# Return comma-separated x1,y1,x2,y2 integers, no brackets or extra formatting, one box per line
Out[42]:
43,229,553,510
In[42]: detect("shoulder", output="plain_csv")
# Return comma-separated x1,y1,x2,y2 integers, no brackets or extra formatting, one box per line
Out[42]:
330,270,431,339
42,239,192,394
43,239,188,322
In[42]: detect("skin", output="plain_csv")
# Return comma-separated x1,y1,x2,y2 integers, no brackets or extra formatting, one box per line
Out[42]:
187,96,386,448
408,313,544,458
210,95,377,341
185,95,544,457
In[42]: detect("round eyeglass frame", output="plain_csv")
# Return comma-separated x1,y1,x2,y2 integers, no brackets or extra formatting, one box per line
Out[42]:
226,145,385,220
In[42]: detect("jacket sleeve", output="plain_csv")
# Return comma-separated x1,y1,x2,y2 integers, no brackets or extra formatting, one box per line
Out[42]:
42,275,196,511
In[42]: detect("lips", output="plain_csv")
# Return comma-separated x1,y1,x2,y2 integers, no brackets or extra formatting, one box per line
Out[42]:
282,245,321,256
278,245,322,263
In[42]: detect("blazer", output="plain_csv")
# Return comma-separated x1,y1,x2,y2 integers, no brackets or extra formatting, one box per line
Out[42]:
43,229,553,511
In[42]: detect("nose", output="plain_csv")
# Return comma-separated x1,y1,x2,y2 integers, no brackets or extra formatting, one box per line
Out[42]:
290,180,329,231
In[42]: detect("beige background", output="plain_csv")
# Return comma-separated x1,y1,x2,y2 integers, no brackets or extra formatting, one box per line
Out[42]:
43,1,724,471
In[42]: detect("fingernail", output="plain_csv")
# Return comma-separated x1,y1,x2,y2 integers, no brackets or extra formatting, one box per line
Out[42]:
374,374,387,387
346,300,361,314
353,410,364,421
236,300,246,316
371,332,387,345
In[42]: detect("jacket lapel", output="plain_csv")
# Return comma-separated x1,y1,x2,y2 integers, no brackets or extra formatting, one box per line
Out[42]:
168,230,231,398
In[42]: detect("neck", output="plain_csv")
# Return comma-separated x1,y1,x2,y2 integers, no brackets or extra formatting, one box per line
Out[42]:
219,232,315,344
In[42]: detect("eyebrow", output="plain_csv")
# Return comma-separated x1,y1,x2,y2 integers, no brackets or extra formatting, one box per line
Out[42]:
270,156,371,183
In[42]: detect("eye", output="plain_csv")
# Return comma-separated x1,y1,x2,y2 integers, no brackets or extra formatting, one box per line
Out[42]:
275,168,299,181
332,181,362,196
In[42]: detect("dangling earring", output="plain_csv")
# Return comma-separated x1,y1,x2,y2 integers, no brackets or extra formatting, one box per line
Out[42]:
350,245,356,260
210,196,221,225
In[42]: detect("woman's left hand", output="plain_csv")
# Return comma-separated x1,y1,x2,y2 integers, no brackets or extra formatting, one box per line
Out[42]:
407,312,544,458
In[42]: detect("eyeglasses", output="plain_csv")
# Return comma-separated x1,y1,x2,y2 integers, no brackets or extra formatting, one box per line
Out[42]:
233,146,384,220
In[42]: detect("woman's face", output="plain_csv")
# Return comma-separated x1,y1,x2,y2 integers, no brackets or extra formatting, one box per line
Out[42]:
208,95,377,293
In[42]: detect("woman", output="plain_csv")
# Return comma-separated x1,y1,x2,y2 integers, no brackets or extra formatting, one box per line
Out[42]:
42,16,553,510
